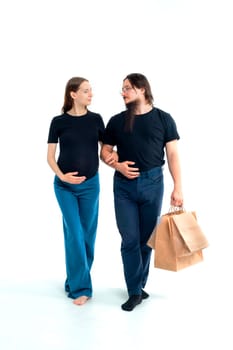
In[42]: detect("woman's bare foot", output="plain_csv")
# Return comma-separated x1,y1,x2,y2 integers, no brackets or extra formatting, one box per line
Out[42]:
73,296,89,306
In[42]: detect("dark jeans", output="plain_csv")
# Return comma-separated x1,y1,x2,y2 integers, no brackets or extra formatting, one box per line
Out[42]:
113,167,164,296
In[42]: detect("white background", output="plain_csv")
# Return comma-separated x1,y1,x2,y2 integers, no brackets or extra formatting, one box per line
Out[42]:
0,1,232,349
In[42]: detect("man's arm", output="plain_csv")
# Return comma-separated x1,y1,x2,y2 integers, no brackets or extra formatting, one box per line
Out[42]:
165,140,183,206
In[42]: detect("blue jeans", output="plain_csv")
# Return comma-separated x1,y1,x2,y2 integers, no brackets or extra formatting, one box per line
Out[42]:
114,167,164,296
54,173,100,299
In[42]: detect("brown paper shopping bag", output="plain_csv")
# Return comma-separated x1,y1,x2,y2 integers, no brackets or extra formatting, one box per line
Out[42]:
148,208,209,271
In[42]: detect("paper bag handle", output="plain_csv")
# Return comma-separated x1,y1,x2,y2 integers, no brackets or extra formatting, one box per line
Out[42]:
169,206,184,212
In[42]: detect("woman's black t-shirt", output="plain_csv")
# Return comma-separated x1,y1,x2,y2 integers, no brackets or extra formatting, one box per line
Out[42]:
103,107,180,171
47,111,105,179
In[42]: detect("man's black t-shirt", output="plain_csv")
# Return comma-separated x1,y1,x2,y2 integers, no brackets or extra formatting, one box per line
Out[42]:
103,107,180,171
47,111,105,179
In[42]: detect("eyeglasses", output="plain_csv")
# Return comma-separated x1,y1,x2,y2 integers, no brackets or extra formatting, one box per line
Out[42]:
121,86,133,93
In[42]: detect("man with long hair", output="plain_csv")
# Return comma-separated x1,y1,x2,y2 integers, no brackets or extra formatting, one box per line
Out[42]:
101,73,183,311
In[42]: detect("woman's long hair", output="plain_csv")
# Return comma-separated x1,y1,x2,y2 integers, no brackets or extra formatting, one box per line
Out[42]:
62,77,88,113
124,73,154,132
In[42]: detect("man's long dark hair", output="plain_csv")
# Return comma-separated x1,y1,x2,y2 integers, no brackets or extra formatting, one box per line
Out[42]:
124,73,154,132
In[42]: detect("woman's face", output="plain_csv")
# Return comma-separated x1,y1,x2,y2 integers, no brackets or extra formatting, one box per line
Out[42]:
73,81,93,107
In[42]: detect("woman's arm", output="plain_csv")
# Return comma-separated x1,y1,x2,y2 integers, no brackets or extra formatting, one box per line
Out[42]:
100,144,139,179
47,143,86,184
47,143,65,180
100,144,118,166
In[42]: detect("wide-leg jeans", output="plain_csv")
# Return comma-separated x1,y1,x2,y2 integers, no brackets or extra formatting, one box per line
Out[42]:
54,173,100,299
113,167,164,296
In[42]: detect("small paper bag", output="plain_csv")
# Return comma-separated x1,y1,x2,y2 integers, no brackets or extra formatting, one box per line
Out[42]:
148,209,209,271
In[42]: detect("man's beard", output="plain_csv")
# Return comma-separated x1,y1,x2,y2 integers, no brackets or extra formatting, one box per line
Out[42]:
124,100,139,132
125,100,139,115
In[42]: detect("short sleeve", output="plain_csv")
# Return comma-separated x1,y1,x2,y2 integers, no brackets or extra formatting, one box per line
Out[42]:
163,114,180,143
102,117,117,146
47,117,58,143
97,115,105,142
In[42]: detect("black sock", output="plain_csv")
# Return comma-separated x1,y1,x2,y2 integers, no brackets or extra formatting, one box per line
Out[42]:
121,295,142,311
141,289,149,299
